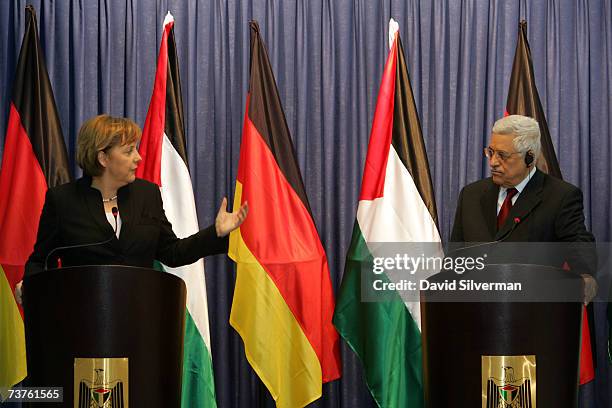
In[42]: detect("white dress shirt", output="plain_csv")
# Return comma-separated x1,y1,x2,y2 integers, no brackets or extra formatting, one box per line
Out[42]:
105,211,122,238
496,166,537,215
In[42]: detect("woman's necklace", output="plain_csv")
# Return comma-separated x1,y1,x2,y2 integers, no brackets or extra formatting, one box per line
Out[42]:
102,195,118,203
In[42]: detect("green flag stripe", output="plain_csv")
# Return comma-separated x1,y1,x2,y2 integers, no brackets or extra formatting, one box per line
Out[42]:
333,222,423,408
182,311,217,408
153,260,217,407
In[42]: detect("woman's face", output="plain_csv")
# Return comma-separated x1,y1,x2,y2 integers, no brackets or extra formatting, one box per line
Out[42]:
100,141,141,186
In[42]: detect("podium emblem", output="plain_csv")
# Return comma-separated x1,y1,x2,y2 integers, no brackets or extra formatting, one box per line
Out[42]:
74,357,128,408
482,355,535,408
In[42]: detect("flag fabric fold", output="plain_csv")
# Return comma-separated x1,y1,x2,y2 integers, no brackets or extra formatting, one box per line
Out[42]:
333,21,441,408
0,5,71,399
228,20,341,408
505,20,595,385
135,12,217,408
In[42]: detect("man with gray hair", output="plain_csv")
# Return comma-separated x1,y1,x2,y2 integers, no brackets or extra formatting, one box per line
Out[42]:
487,114,540,189
451,114,596,300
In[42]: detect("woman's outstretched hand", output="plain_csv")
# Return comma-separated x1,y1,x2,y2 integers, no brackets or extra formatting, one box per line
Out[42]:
215,197,248,237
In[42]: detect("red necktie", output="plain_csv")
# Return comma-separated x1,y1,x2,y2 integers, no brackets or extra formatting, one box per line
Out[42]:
497,187,518,230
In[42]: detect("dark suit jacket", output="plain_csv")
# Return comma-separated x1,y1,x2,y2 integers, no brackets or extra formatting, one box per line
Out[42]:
450,169,595,274
25,176,228,275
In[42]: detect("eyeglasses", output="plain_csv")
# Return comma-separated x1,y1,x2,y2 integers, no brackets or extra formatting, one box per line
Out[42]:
484,147,524,162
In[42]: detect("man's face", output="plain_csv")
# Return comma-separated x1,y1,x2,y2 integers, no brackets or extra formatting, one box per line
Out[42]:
487,133,528,187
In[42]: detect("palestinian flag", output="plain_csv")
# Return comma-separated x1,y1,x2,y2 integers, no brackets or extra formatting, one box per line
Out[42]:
333,20,441,408
135,12,216,407
0,5,70,398
228,21,341,408
506,20,561,178
506,20,595,385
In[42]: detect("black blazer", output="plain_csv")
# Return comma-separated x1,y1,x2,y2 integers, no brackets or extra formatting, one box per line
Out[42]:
450,170,595,274
25,176,228,275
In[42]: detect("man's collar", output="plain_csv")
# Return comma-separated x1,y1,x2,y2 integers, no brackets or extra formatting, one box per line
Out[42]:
500,166,537,194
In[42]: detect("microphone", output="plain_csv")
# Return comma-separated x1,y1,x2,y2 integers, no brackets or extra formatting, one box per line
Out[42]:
44,207,120,271
458,216,522,252
111,206,119,231
446,203,539,260
438,217,523,277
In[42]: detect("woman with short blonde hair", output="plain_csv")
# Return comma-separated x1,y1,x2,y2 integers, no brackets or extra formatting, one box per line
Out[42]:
76,115,142,177
22,114,248,279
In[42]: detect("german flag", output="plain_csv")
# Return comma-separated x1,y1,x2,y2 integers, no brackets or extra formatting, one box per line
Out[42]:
228,21,341,408
0,5,70,397
506,20,595,385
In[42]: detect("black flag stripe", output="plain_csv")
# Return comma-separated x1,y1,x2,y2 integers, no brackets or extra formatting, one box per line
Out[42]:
164,25,188,168
12,5,70,188
246,21,313,217
391,36,439,228
506,21,561,179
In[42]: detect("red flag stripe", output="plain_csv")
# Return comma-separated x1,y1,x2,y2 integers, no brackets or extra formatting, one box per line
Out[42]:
358,37,398,201
579,306,595,384
136,20,174,185
0,104,48,266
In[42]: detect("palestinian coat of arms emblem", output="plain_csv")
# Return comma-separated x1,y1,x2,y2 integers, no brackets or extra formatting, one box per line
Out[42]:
75,365,126,408
486,366,532,408
73,357,129,408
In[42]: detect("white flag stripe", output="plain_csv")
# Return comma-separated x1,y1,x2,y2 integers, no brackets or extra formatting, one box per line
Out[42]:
356,145,442,329
357,146,441,244
160,133,212,351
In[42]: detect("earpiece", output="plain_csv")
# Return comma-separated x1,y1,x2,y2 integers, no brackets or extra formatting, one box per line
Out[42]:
524,151,534,167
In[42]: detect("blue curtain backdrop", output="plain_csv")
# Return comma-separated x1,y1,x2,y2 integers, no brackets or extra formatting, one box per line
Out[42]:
1,1,610,407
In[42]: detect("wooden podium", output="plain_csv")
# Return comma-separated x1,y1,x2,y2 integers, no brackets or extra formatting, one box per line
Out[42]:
23,266,186,407
421,264,583,408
